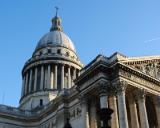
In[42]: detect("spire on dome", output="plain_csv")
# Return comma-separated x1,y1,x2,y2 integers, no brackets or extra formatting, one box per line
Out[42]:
50,7,63,31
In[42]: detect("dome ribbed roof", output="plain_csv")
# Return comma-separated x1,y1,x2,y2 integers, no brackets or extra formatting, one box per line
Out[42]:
36,31,76,52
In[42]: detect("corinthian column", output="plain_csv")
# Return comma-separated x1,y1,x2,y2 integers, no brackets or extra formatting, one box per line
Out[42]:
153,96,160,128
135,89,149,128
47,65,51,89
54,65,57,89
116,81,129,128
34,67,38,91
128,94,139,128
25,73,29,95
40,66,44,90
68,66,71,89
21,76,25,97
61,64,64,89
109,95,119,128
29,69,33,93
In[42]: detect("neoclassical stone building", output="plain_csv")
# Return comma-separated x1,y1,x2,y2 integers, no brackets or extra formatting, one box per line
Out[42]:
0,11,160,128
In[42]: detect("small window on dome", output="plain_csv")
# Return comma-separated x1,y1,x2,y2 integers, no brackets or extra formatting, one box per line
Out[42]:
66,52,69,56
57,49,61,54
47,42,52,44
48,49,52,54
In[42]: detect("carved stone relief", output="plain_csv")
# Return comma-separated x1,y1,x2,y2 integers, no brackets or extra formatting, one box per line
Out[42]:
127,61,160,80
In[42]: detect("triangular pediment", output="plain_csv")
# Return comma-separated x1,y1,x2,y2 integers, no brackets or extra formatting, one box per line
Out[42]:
121,56,160,80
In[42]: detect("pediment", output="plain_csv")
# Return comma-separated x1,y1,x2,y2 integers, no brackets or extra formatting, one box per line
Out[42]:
122,59,160,80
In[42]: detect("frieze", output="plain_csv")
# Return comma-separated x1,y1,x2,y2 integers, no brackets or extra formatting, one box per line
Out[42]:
119,70,160,92
125,61,160,80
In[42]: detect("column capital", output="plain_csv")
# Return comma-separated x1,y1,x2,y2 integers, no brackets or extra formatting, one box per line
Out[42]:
134,89,146,102
113,80,128,95
97,81,110,96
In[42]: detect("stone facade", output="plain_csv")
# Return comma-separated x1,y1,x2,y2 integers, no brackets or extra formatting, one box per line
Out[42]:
0,12,160,128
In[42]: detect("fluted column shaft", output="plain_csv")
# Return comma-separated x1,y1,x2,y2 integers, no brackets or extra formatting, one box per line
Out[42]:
153,96,160,128
25,73,29,94
128,95,139,128
117,90,128,128
72,68,76,87
29,69,33,93
40,66,44,90
109,96,119,128
61,65,64,89
50,68,54,89
21,76,25,97
54,65,57,89
34,68,38,91
116,82,129,128
68,66,71,89
73,68,76,80
136,90,149,128
47,65,51,89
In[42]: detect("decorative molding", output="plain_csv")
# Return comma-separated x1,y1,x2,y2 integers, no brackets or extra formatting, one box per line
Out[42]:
124,60,160,80
97,81,110,95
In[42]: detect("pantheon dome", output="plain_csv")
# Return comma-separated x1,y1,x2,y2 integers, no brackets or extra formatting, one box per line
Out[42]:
19,13,83,110
36,31,76,52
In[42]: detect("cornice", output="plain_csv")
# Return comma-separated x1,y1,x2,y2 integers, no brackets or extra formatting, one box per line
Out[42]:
22,56,83,75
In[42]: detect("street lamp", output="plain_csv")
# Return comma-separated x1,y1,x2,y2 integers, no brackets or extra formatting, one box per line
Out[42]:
64,118,72,128
99,108,114,128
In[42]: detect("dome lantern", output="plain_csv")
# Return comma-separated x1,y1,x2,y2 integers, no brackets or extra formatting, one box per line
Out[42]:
50,7,62,31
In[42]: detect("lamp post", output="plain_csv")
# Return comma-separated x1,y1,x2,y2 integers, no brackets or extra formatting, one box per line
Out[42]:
99,108,114,128
64,118,72,128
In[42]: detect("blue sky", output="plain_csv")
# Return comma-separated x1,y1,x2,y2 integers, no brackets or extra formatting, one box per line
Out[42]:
0,0,160,107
